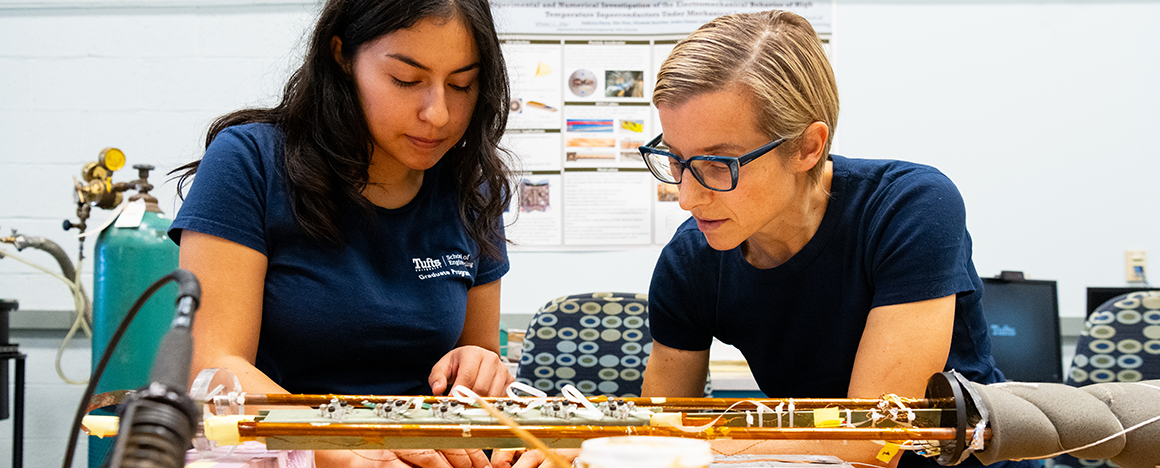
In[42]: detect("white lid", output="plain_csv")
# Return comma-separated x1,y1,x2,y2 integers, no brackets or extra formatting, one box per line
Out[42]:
576,436,712,468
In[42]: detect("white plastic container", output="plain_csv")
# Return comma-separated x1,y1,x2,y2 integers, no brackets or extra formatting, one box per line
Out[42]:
574,436,712,468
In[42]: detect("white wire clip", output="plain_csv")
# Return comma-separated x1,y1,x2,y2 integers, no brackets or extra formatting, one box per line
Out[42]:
787,399,795,428
451,385,481,405
505,381,548,414
562,384,604,419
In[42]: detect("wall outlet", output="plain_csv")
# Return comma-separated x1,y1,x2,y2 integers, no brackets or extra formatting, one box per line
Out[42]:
1125,250,1147,283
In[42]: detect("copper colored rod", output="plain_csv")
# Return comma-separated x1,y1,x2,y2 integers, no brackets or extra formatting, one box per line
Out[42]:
238,422,987,441
240,394,939,410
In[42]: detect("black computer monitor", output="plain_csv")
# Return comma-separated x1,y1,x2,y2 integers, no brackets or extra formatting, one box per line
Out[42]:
979,277,1063,383
1086,287,1160,316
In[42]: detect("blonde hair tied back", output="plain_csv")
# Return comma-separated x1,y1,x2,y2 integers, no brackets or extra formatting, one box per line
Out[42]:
653,10,838,183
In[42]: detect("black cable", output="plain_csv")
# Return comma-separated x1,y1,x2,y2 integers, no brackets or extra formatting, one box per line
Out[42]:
61,269,201,468
108,276,200,468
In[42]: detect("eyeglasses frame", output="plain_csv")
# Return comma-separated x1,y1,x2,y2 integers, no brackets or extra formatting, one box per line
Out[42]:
638,133,787,192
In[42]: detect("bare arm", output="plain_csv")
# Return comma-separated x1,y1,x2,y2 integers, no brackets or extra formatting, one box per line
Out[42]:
457,279,502,353
849,294,955,399
641,340,709,397
180,230,288,399
429,279,513,396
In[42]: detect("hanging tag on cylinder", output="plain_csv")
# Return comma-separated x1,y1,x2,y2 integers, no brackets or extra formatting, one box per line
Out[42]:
113,199,147,229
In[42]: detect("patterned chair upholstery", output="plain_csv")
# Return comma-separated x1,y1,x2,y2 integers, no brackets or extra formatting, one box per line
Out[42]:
515,292,711,398
1050,291,1160,468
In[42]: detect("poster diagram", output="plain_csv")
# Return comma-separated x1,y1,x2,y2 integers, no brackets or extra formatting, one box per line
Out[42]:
501,37,660,247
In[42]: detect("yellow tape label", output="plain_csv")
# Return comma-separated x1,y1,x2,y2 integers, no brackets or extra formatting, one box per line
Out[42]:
812,407,842,427
877,442,901,463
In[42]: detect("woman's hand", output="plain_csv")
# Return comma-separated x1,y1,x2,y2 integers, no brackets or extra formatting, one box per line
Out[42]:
315,449,491,468
429,344,514,396
491,448,580,468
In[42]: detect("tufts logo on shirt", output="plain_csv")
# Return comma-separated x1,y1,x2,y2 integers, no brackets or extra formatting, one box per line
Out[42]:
413,257,443,271
413,253,474,280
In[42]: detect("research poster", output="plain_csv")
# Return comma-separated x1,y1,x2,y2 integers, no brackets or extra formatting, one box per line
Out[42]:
495,1,833,247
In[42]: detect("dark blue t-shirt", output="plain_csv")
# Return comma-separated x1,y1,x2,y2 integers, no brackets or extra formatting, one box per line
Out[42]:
169,123,508,395
650,155,1003,397
650,155,1032,468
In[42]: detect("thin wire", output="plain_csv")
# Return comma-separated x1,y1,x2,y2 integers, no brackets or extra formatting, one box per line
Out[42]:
56,256,93,384
0,248,92,383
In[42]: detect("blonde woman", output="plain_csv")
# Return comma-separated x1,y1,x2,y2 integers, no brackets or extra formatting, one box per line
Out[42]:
637,9,1036,468
494,10,1033,468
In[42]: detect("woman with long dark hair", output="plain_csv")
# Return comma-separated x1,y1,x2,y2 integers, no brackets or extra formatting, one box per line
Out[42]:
170,0,512,465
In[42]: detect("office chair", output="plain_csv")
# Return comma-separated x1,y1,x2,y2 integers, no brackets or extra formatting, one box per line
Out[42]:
1050,291,1160,468
515,292,712,398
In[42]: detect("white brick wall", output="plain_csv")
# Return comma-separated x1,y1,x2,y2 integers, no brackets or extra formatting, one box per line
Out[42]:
2,0,1160,465
0,2,318,314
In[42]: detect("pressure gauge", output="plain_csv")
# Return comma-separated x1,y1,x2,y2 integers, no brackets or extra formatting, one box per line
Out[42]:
99,147,126,171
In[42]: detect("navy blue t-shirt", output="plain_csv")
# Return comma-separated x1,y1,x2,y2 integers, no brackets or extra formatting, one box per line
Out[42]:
650,155,1003,397
650,155,1031,468
169,123,509,395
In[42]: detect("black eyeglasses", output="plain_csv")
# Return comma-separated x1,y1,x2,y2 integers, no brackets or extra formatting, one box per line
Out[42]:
638,133,785,192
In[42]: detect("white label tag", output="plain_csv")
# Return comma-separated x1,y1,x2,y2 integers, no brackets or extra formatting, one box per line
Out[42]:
114,199,147,228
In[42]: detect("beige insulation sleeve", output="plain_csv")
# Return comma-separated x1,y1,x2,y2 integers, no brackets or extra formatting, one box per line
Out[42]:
966,380,1159,468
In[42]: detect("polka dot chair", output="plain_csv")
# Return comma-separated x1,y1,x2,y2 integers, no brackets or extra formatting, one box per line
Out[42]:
515,292,711,398
1050,291,1160,468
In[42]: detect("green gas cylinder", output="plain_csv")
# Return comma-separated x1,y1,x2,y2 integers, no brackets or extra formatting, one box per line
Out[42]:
92,207,179,392
89,197,179,468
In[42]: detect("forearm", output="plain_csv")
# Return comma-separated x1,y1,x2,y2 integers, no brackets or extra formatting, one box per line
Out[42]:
192,350,293,414
456,335,501,355
457,279,502,353
195,354,285,392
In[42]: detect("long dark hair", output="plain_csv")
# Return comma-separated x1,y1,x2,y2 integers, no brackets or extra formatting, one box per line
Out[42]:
173,0,511,259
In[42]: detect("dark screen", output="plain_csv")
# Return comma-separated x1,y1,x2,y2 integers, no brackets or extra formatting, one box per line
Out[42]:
979,278,1063,383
